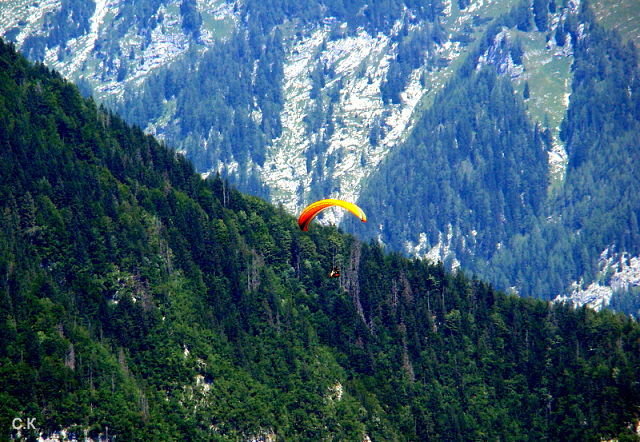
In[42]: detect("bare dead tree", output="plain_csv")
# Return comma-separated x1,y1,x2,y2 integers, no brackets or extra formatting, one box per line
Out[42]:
343,242,367,327
247,249,263,292
64,343,76,371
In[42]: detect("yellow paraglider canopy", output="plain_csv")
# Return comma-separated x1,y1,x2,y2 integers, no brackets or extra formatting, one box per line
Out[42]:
297,199,367,231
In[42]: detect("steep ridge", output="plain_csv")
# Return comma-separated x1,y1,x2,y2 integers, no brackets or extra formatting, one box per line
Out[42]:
0,0,523,203
489,2,640,305
2,39,640,440
355,0,640,312
0,0,604,304
3,0,640,312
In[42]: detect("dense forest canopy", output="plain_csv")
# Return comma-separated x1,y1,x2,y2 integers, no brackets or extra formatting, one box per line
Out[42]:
111,0,447,196
2,38,640,440
4,0,640,314
354,0,640,311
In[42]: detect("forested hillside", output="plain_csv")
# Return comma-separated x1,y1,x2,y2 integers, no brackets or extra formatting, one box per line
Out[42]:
356,50,548,268
113,0,451,201
2,39,640,440
355,1,640,310
486,4,640,301
3,0,640,311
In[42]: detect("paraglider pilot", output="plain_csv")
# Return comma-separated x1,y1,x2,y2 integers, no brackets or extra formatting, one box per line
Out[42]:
297,198,366,279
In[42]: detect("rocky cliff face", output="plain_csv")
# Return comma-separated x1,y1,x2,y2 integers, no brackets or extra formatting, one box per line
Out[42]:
1,0,530,215
0,0,238,100
0,0,575,209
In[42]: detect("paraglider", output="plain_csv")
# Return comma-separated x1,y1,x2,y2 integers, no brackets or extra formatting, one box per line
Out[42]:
328,266,341,278
297,199,367,231
297,199,366,278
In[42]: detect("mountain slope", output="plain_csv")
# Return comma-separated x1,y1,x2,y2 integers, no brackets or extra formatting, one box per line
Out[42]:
0,0,524,202
356,49,548,268
591,0,640,46
2,0,640,310
3,39,640,440
352,0,640,312
484,3,640,304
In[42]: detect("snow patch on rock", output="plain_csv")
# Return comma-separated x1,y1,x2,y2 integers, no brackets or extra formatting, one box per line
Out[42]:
46,0,115,79
197,0,240,45
117,4,191,94
2,0,238,104
555,247,640,311
442,0,452,17
0,0,60,46
260,28,328,211
548,136,568,183
477,29,525,78
405,226,461,271
262,23,428,223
